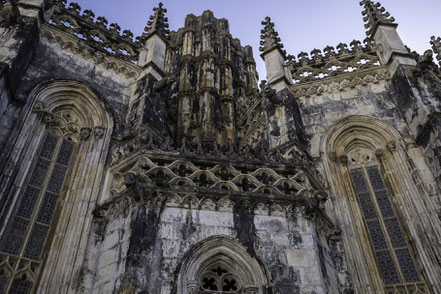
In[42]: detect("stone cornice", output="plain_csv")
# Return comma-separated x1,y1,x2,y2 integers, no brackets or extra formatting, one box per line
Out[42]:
290,66,390,98
41,24,141,79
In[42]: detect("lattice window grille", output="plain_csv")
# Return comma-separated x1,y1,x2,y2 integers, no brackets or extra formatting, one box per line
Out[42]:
349,162,426,291
0,131,75,293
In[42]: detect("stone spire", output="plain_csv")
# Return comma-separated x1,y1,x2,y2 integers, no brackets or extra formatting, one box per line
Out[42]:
259,17,286,56
143,2,170,40
430,36,441,66
360,0,396,37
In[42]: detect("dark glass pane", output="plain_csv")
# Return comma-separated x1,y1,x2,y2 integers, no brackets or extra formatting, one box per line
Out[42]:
16,186,40,219
376,250,401,285
366,219,388,250
39,133,58,160
384,218,407,248
350,169,369,193
23,224,49,260
46,164,68,194
372,189,395,218
367,166,386,190
9,276,32,294
358,192,377,220
36,192,58,225
29,158,50,188
395,248,420,283
1,217,29,255
56,138,75,166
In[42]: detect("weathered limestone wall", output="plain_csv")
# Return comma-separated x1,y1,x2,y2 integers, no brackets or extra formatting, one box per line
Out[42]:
85,205,341,294
298,78,409,158
81,209,132,293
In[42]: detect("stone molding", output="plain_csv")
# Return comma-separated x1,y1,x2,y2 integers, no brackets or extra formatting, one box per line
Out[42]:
41,25,141,79
290,67,390,98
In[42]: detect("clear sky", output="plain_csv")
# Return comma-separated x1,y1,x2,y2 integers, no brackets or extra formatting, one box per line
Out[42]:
66,0,441,79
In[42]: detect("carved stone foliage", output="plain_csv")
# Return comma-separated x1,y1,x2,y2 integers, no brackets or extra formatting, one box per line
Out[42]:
288,41,381,86
259,17,286,55
51,0,140,63
33,101,92,139
360,0,396,37
139,2,170,42
290,68,389,98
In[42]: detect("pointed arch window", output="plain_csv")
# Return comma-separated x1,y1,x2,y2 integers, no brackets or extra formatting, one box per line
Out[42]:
0,85,108,293
179,237,267,294
346,148,426,293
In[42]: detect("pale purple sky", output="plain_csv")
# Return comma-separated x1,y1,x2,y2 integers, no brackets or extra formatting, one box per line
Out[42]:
67,0,441,79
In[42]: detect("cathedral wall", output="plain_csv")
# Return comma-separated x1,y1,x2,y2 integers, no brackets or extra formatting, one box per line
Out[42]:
297,79,410,159
86,205,341,294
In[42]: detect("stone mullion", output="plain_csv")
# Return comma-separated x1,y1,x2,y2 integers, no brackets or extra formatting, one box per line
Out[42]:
326,153,384,293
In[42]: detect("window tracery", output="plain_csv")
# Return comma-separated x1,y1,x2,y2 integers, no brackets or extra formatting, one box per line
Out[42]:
0,82,109,293
346,148,425,293
200,266,241,293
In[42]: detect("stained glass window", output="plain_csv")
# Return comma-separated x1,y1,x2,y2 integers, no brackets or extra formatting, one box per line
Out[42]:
0,132,75,293
349,164,423,288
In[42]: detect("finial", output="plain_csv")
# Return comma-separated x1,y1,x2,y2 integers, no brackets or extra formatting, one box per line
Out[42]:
259,16,286,56
430,36,441,66
142,2,170,41
360,0,396,37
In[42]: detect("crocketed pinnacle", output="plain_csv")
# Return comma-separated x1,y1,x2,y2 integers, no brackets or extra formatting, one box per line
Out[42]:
360,0,396,37
430,36,441,65
259,17,286,56
143,2,170,40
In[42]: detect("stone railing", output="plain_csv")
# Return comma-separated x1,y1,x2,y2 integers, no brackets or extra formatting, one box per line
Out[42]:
288,39,381,85
50,0,141,63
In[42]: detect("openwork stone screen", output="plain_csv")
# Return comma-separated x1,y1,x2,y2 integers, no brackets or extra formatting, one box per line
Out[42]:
347,148,426,293
201,266,240,293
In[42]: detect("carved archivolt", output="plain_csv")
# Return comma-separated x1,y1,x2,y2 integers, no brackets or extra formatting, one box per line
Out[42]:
177,237,269,294
31,81,108,141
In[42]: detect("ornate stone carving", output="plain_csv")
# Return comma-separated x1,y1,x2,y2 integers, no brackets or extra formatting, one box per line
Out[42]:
186,281,200,294
360,0,396,37
386,141,396,152
244,286,259,294
375,148,386,161
94,126,106,139
328,151,338,163
338,155,349,165
348,148,374,166
80,127,92,140
290,68,389,98
259,17,286,55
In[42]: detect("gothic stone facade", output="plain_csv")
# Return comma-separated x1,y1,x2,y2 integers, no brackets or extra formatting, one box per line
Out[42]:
0,0,441,293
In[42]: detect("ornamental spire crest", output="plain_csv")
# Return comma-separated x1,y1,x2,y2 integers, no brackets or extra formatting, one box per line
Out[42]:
360,0,396,37
430,36,441,66
142,2,170,40
259,17,286,56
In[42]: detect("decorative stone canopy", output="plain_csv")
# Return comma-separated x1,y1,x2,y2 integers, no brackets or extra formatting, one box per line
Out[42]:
360,0,397,37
